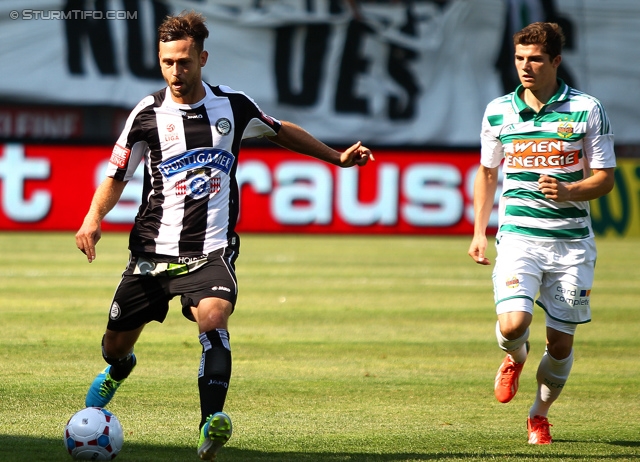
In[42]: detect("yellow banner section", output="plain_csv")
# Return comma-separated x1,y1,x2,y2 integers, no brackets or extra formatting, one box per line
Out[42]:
591,159,640,237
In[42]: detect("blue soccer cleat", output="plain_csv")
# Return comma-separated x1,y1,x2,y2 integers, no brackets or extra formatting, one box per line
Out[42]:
85,355,136,408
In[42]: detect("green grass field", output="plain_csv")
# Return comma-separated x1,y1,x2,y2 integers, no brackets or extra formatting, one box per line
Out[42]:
0,232,638,461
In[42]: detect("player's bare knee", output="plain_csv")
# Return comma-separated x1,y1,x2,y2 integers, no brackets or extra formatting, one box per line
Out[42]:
497,299,533,339
545,320,576,359
196,299,232,332
547,343,572,360
101,333,135,362
498,316,531,339
546,328,574,360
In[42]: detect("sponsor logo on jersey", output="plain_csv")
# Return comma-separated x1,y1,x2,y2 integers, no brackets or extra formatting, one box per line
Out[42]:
132,257,158,275
163,123,180,141
175,174,221,199
159,147,235,178
177,255,207,264
506,139,579,169
110,144,131,168
215,118,232,135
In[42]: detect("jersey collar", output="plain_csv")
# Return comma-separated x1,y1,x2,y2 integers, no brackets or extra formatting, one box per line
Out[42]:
163,82,211,109
511,78,569,113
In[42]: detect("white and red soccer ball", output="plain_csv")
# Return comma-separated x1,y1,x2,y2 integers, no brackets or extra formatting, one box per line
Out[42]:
64,407,123,460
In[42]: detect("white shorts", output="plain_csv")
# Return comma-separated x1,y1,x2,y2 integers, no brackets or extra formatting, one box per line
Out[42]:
492,233,596,325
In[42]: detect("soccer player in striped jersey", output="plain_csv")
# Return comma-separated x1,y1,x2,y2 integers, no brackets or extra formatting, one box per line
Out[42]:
75,11,373,460
468,22,615,444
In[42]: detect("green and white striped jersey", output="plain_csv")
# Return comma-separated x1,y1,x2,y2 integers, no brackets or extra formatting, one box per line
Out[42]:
480,79,616,240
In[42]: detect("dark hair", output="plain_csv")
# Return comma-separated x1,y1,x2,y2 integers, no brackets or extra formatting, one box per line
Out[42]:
514,22,565,59
158,11,209,53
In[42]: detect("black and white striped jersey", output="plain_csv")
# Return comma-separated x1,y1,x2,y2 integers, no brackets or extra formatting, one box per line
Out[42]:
106,83,281,260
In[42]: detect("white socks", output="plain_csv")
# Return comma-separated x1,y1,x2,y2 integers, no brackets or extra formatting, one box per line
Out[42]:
495,321,529,363
529,349,574,418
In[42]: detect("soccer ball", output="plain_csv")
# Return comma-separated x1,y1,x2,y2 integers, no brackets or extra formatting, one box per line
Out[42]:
64,407,124,460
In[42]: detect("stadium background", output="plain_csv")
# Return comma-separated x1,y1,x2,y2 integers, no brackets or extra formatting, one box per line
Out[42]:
0,0,637,237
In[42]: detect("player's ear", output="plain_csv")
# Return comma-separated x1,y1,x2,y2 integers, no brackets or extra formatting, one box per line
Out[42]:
200,50,208,67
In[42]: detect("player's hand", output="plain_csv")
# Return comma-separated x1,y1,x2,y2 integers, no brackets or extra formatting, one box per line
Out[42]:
538,174,569,201
75,219,102,263
468,235,491,265
339,141,374,167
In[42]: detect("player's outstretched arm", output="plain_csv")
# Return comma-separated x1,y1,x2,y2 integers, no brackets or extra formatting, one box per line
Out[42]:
267,120,374,167
75,177,128,263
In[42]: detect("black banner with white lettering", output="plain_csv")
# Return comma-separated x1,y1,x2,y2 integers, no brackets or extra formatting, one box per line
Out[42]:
1,0,639,145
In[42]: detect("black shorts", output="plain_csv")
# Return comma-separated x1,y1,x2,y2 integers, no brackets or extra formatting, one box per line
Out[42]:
106,247,238,332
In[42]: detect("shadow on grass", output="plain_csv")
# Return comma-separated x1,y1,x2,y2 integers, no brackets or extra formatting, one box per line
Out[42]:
608,440,640,448
1,435,639,462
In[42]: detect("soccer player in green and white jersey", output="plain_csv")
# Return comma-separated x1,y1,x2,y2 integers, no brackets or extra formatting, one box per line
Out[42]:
468,22,616,444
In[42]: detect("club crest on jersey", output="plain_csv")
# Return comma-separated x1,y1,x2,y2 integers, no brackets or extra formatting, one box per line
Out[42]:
557,122,574,139
215,118,232,135
159,147,235,178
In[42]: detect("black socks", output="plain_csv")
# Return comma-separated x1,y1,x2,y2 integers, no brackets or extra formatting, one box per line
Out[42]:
198,329,232,428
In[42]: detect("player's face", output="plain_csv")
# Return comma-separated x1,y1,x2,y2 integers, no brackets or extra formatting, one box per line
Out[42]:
514,43,561,92
159,38,208,104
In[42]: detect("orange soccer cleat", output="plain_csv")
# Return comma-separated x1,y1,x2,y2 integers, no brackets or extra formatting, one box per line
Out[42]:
494,355,525,403
527,415,553,444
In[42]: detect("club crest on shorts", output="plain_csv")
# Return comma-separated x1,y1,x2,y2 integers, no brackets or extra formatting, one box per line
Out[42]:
110,302,121,320
505,274,520,289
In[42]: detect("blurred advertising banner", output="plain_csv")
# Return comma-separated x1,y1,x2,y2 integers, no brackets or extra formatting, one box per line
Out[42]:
0,143,636,237
0,107,83,139
1,0,640,146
